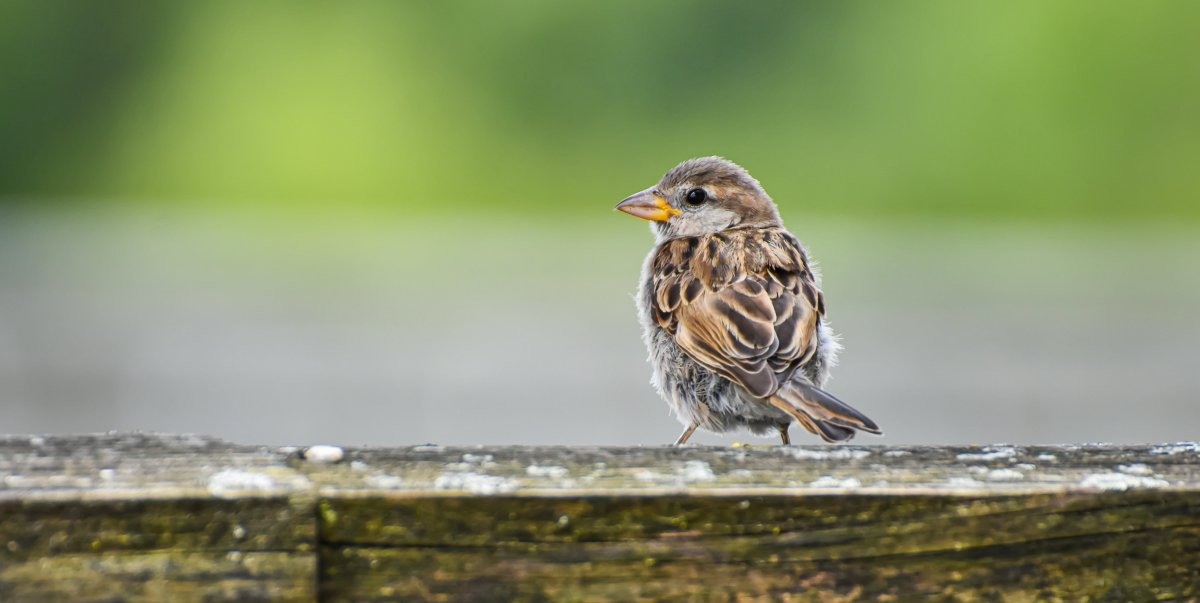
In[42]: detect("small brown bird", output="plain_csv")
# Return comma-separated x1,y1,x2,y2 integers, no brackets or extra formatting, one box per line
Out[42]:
616,157,880,445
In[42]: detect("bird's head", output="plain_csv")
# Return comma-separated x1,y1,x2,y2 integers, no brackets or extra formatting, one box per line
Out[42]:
616,156,781,241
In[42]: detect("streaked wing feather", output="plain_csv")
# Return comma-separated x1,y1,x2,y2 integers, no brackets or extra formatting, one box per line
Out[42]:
651,230,823,399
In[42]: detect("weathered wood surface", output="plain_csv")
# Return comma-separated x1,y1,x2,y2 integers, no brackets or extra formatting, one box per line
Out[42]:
2,434,1199,601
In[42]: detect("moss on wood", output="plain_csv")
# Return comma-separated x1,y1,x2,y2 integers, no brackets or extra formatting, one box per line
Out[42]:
321,527,1200,602
0,552,314,603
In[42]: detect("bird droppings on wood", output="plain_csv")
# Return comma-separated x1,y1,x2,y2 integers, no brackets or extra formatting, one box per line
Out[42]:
1150,442,1200,456
433,471,519,495
779,447,872,461
809,476,862,489
1,434,1199,601
301,445,345,464
945,477,985,489
208,469,277,497
955,447,1018,462
1118,463,1153,475
680,460,716,482
525,464,570,479
984,468,1024,481
1080,472,1170,491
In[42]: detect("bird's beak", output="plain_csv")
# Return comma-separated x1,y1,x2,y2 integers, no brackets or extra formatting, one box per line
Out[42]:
615,188,679,222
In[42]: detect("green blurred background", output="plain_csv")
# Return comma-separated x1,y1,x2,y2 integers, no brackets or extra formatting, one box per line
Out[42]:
1,1,1198,446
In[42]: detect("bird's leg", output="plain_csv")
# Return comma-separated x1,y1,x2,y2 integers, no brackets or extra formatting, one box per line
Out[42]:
673,422,700,446
779,424,791,445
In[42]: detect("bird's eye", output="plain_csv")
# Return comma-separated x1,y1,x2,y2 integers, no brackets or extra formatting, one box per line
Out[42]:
685,188,707,205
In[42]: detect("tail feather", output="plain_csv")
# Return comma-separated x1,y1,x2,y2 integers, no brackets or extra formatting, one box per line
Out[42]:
769,382,881,443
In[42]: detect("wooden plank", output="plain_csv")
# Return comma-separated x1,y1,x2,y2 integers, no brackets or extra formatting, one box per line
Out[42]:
300,443,1200,496
0,552,314,603
306,443,1200,601
0,433,316,602
3,434,1200,601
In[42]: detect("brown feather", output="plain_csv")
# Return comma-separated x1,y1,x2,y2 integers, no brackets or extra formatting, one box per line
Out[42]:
650,228,825,399
770,381,881,442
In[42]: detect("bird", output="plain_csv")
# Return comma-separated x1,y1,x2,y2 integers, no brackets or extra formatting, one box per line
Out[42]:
615,157,880,446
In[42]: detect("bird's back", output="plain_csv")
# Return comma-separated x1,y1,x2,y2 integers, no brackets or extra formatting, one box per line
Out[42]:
645,227,826,397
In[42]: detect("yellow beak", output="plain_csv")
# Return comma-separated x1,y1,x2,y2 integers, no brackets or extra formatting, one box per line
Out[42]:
615,188,680,222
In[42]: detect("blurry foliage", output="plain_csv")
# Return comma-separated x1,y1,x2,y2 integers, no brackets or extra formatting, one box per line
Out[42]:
1,0,1198,219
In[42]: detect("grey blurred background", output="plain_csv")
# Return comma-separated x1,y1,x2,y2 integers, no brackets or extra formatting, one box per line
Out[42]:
1,1,1198,446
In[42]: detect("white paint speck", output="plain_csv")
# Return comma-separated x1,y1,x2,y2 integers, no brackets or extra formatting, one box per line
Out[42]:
883,450,911,457
1080,472,1169,491
303,445,344,464
98,469,115,482
526,465,569,479
1036,454,1057,462
433,472,517,495
809,476,862,489
232,525,247,540
1015,463,1036,471
349,460,369,472
208,470,276,497
29,436,45,447
957,447,1018,462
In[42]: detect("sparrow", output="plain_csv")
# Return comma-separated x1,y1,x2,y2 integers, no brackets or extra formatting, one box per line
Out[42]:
616,157,880,445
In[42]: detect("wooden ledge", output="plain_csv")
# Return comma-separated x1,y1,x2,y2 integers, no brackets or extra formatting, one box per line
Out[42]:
2,433,1198,601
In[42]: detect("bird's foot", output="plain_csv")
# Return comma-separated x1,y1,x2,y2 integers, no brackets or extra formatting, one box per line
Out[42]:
673,422,700,446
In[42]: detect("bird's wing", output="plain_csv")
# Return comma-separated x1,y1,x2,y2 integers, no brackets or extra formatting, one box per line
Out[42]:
651,230,824,399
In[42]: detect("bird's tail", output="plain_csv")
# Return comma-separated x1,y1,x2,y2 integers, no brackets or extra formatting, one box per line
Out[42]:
768,381,881,443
